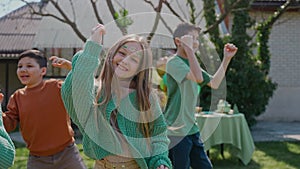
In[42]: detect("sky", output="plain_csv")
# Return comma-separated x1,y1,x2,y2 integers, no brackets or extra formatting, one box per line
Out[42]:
0,0,40,18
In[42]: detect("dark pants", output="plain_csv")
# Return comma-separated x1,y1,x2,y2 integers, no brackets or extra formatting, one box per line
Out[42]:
27,143,87,169
169,132,213,169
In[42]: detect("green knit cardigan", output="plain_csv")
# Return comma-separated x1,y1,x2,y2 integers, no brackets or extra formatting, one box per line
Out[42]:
61,41,172,169
0,105,15,169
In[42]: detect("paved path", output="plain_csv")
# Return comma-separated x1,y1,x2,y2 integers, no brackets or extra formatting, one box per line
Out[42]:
9,120,300,145
250,120,300,142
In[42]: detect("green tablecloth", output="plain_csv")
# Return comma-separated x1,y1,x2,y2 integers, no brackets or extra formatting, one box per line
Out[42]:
196,112,255,165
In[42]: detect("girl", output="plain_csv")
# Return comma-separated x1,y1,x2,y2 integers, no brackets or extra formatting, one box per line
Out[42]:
61,24,171,169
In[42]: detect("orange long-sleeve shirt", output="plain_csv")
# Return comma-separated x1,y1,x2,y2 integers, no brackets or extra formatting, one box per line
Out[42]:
2,79,74,156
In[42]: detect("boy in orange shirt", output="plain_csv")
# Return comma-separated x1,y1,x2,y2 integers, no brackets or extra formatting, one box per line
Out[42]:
2,50,86,169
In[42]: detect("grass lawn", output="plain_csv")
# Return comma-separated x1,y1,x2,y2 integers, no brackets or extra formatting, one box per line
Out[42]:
10,141,300,169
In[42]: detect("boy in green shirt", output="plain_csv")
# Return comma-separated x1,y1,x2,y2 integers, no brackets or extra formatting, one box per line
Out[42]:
164,22,238,169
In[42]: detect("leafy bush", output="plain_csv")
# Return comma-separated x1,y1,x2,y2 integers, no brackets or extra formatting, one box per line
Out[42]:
201,0,277,126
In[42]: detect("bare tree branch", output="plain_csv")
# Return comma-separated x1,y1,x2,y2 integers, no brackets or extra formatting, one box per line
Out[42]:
265,0,293,27
20,0,66,23
22,0,87,42
147,12,160,43
159,14,173,34
145,0,164,42
174,0,188,20
155,0,164,12
144,0,167,42
163,0,185,22
90,0,104,24
251,0,293,40
143,0,155,9
203,0,242,34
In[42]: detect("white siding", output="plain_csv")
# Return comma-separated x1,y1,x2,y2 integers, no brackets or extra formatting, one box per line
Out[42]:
253,12,300,121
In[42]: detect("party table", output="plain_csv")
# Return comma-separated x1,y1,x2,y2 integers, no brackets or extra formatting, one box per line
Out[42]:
195,112,255,165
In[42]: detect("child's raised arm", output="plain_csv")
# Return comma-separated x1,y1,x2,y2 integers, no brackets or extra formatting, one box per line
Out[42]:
181,35,204,83
0,92,3,104
207,43,238,89
61,24,105,125
89,23,105,45
49,56,72,70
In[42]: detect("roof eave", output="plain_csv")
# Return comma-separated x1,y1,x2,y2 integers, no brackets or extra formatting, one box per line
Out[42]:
251,1,300,11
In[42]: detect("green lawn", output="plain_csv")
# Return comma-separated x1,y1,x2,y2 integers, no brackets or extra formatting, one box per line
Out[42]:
10,141,300,169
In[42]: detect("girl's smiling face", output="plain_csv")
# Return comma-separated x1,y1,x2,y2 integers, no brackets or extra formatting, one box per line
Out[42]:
112,42,142,79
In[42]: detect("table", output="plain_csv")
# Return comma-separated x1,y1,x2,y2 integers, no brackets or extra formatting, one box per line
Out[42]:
195,112,255,165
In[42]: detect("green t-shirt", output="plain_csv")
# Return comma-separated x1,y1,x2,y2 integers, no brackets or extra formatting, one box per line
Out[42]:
164,55,211,136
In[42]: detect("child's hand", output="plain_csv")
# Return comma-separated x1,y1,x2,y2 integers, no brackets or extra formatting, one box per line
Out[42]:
224,43,238,60
157,165,169,169
49,56,72,70
180,35,193,50
90,24,106,45
156,56,168,68
0,92,4,104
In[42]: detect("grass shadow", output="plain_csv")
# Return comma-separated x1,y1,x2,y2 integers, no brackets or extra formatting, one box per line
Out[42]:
209,141,300,169
254,141,300,169
11,141,300,169
208,145,260,169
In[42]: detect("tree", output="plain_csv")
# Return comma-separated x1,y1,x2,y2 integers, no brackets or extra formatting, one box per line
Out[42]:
22,0,133,41
201,0,295,125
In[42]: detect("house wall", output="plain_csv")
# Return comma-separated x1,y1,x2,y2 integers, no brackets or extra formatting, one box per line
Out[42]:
45,48,76,77
253,12,300,121
0,61,22,110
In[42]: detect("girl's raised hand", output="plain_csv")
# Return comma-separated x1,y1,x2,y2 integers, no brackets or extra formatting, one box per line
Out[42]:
180,35,193,50
49,56,72,71
0,92,4,104
90,24,106,45
224,43,238,60
157,165,169,169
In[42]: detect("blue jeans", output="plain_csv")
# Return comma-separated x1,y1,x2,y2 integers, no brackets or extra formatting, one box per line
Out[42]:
169,132,213,169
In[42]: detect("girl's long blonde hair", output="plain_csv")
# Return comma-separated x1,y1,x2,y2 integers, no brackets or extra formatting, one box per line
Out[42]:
95,34,153,138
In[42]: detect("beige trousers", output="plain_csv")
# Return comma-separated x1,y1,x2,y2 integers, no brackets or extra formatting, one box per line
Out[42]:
94,156,140,169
